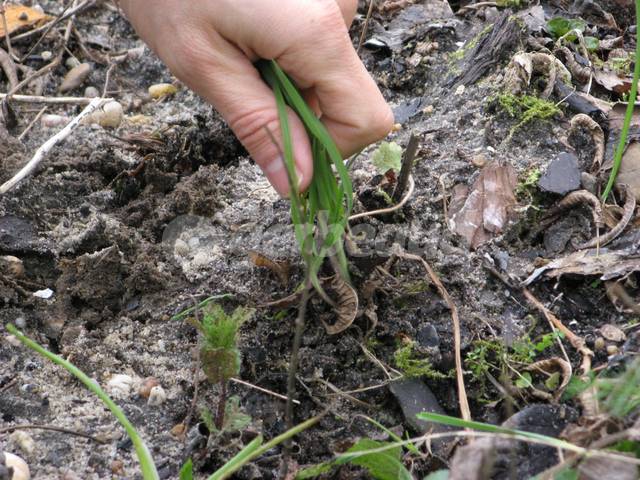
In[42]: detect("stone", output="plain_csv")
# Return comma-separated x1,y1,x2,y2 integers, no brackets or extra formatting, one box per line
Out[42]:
539,152,581,195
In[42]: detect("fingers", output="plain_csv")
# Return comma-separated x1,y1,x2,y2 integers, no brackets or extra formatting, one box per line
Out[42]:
169,31,313,196
280,5,394,157
335,0,358,26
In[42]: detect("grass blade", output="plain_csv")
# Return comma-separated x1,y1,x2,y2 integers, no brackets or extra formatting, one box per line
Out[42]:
6,324,160,480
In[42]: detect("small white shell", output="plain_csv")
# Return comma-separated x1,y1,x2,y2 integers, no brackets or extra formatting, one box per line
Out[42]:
9,431,35,457
147,385,167,406
41,114,70,128
106,374,134,398
2,451,30,480
84,86,99,98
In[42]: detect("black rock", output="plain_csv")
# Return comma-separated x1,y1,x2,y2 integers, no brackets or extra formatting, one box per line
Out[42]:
538,152,581,195
416,324,440,349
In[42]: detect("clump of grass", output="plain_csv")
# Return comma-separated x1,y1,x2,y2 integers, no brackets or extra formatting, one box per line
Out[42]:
257,60,353,296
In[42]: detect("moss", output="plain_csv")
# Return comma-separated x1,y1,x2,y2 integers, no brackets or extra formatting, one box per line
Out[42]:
495,93,561,136
394,341,450,379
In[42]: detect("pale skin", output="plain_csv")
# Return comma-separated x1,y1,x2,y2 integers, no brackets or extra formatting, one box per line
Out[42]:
119,0,394,196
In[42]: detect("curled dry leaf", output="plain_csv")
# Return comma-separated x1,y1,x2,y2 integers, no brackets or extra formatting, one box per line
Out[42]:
503,51,571,97
321,275,358,335
0,5,51,38
525,356,572,400
248,251,290,286
570,114,605,172
449,162,518,249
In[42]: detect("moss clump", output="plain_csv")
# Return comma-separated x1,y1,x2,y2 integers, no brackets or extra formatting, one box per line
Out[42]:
496,93,561,136
394,341,450,379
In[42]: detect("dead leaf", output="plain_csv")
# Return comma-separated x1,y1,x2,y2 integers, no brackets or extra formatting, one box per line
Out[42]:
248,251,290,286
525,357,571,400
523,248,640,285
0,5,51,38
578,456,638,480
59,63,92,93
321,275,358,335
594,69,632,94
449,162,517,249
615,142,640,201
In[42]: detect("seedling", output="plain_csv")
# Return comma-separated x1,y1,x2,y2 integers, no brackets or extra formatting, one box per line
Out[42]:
257,60,353,297
188,303,254,429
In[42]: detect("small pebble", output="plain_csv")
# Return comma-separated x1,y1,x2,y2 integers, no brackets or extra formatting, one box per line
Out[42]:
41,114,70,128
110,459,124,475
18,12,29,21
471,154,487,168
607,345,619,355
0,255,24,277
174,239,189,256
40,50,52,61
65,56,81,70
148,83,178,99
138,377,159,399
147,385,167,406
86,101,123,128
2,452,30,480
422,105,434,115
594,337,606,351
107,374,134,398
600,324,626,343
9,431,36,457
59,62,92,93
391,123,402,132
4,334,21,347
84,86,99,98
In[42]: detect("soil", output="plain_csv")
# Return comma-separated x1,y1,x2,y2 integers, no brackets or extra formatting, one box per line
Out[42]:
0,1,637,479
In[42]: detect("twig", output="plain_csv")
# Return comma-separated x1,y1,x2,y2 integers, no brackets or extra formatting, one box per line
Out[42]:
0,93,96,104
392,133,419,203
357,0,376,53
230,377,300,405
0,97,108,194
17,105,47,141
397,250,471,422
0,46,17,89
522,288,593,375
102,62,116,98
349,175,415,221
0,424,106,444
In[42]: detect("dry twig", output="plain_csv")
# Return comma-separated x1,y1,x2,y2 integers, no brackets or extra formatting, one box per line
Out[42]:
0,97,109,194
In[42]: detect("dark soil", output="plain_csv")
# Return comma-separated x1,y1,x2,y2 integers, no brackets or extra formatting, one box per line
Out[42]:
1,1,638,479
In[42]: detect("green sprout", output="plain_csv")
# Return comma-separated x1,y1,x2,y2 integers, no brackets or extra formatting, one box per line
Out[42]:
257,60,353,297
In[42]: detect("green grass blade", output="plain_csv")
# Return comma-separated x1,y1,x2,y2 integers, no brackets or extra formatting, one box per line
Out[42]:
6,324,160,480
416,412,583,453
171,294,234,321
209,415,322,480
601,0,640,200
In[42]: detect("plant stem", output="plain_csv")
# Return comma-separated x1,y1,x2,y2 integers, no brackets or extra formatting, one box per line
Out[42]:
216,379,227,430
601,0,640,200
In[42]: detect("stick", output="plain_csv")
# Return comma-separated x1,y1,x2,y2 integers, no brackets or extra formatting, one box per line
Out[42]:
398,250,472,422
230,377,300,405
18,105,47,141
392,133,419,203
0,97,107,195
357,0,376,53
349,175,415,221
0,424,106,444
0,93,96,104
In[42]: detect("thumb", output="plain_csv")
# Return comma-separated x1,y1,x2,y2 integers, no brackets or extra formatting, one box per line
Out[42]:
175,43,313,196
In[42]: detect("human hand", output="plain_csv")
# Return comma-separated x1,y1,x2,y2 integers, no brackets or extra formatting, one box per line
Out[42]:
119,0,393,196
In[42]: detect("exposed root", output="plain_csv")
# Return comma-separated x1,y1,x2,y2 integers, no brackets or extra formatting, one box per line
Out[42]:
349,175,415,222
555,47,591,85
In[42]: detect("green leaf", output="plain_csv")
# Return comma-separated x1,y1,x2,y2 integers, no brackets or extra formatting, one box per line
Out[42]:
545,371,561,390
546,17,586,40
372,141,403,174
179,459,193,480
345,439,413,480
424,470,450,480
515,371,533,389
584,36,600,52
561,374,593,401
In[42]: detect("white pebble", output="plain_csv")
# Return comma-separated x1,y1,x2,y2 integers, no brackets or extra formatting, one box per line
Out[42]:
106,374,134,398
40,50,52,61
147,386,167,406
32,288,54,299
89,101,123,128
148,83,178,99
9,431,35,457
41,114,69,128
174,239,189,257
2,452,30,480
84,86,99,98
65,56,81,69
192,252,209,267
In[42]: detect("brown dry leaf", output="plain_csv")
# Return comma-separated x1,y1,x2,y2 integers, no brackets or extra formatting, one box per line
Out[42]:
59,63,92,93
449,162,517,249
578,456,638,480
525,357,571,399
523,248,640,285
615,142,640,200
599,323,626,342
594,69,632,94
248,251,290,286
0,5,51,38
321,275,358,335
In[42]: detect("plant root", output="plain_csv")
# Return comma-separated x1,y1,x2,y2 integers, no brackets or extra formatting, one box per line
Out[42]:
570,113,605,172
